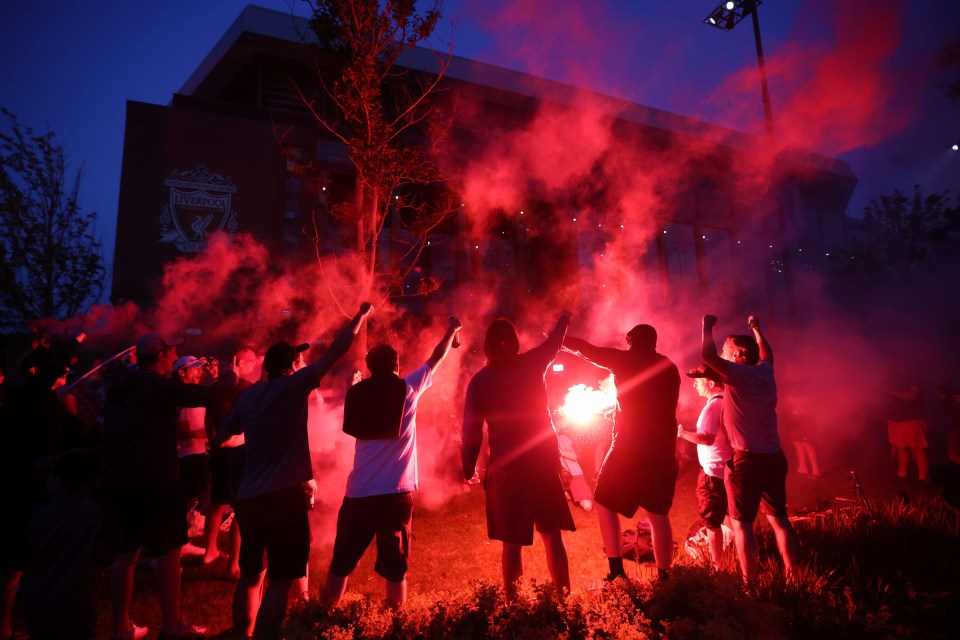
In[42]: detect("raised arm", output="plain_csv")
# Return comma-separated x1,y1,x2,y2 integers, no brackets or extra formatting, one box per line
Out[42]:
425,316,463,373
300,302,374,386
748,315,773,365
701,314,730,380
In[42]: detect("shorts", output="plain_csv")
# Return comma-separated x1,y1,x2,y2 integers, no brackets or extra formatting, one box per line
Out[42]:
329,492,413,583
594,446,678,517
106,482,188,557
484,465,575,546
726,449,788,523
178,453,207,502
696,470,727,528
887,419,928,449
235,485,310,581
208,447,231,506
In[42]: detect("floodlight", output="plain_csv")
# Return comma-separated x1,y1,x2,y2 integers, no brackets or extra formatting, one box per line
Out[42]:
953,143,959,152
703,0,763,31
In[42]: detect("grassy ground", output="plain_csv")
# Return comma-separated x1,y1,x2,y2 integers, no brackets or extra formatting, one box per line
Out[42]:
55,435,947,638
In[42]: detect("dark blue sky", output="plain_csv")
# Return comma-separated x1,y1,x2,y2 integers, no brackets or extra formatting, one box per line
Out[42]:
2,0,957,285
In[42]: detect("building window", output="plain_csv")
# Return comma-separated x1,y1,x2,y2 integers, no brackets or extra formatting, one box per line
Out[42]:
664,222,696,281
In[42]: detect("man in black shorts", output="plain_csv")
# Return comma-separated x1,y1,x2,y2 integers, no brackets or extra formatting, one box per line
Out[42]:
215,303,372,638
101,333,237,640
462,312,575,601
700,315,799,588
565,324,680,581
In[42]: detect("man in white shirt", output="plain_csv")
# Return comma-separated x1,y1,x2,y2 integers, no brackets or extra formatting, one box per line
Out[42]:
677,374,732,569
324,316,461,608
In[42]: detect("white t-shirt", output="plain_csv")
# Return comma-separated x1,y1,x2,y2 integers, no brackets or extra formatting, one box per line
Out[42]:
696,395,733,477
344,365,433,498
176,406,207,458
722,361,780,453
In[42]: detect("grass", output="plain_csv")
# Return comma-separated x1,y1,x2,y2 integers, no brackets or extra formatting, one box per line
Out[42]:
57,459,958,638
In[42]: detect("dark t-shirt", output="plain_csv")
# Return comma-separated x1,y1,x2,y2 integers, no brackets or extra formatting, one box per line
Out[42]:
568,343,680,457
463,321,567,474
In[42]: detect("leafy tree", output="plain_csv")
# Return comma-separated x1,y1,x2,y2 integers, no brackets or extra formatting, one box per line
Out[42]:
297,0,457,302
0,109,105,332
840,185,956,284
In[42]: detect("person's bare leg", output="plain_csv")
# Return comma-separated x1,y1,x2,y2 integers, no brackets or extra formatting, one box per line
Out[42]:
153,547,183,630
294,568,309,602
596,503,621,557
202,504,227,563
538,530,570,597
731,519,759,587
802,442,821,477
227,519,241,579
0,569,22,640
501,543,523,602
896,446,910,478
914,447,929,481
254,578,293,637
110,549,141,636
647,512,674,572
323,571,348,607
385,579,407,608
233,571,265,637
766,514,800,580
706,526,724,569
791,441,808,475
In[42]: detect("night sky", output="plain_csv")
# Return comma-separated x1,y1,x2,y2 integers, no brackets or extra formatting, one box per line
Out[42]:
1,0,958,291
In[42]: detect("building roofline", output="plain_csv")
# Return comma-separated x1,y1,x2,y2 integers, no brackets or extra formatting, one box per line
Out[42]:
181,4,855,182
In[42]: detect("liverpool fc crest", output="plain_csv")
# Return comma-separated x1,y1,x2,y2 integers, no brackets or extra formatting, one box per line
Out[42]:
160,165,238,253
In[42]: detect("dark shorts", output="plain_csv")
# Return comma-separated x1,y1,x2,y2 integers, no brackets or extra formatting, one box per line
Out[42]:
594,446,679,517
106,482,188,557
208,447,231,506
696,471,728,528
178,453,207,502
235,485,310,581
329,492,414,583
726,449,789,522
484,465,575,546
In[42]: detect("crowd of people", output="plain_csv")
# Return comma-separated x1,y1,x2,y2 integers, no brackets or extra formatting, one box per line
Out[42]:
1,307,953,639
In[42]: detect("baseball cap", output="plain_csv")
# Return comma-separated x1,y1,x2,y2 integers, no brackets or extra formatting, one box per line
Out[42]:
262,342,310,377
174,355,204,372
136,333,185,357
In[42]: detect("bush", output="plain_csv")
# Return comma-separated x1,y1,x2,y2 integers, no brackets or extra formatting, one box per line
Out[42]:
288,496,960,639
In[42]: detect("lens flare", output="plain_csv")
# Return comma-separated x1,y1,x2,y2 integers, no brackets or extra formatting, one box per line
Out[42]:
558,383,617,426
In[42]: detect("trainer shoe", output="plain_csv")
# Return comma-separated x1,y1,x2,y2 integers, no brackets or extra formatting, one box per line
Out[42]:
110,621,148,640
157,620,208,639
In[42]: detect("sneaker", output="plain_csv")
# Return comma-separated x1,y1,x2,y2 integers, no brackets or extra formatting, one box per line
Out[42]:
157,620,208,639
182,542,206,557
110,621,149,640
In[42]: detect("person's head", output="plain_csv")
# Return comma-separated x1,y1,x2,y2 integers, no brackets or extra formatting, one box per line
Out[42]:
262,342,309,380
483,319,520,365
693,376,723,397
365,343,399,376
135,333,183,375
233,344,260,382
626,324,657,352
721,335,759,365
40,448,100,495
174,355,204,384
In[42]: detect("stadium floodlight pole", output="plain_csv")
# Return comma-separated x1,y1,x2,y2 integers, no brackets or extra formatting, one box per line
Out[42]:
704,0,774,139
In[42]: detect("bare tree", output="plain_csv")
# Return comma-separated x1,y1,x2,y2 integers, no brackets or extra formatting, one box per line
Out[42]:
0,109,104,332
296,0,458,305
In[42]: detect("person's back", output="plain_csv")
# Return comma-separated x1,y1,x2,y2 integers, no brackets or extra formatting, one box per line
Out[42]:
612,350,680,455
344,364,432,498
467,349,559,471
